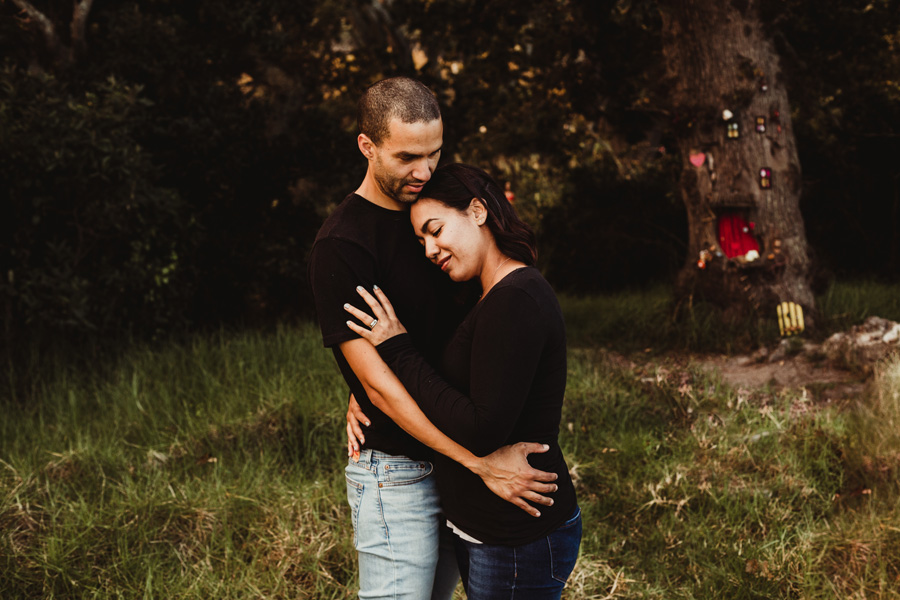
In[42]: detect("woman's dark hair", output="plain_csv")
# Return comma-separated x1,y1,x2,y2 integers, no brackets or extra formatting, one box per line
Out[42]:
419,163,537,266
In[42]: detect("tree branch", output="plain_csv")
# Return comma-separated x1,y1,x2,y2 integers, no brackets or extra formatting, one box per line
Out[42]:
70,0,95,57
10,0,60,58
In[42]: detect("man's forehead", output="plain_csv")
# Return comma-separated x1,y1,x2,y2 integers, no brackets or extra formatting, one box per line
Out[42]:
384,116,443,142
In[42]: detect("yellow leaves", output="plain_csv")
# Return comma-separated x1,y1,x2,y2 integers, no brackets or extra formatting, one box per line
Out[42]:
411,44,428,70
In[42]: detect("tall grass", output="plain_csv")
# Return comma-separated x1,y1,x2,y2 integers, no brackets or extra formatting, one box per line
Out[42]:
2,283,900,598
561,280,900,353
816,280,900,334
1,323,356,599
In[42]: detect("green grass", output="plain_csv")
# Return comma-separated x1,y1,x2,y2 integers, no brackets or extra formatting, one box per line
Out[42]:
2,283,900,598
1,323,356,599
560,280,900,353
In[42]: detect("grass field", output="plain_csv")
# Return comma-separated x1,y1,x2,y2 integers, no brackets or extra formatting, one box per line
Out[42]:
2,281,900,598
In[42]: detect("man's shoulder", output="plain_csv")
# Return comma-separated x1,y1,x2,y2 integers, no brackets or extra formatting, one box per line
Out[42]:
315,193,368,242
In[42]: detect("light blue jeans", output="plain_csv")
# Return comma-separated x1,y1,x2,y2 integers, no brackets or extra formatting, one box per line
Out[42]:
346,449,459,600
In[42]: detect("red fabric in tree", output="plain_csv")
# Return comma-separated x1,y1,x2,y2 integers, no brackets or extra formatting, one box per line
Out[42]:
717,213,759,258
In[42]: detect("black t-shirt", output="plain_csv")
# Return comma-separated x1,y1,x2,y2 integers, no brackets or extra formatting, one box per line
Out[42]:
377,267,578,545
308,193,467,460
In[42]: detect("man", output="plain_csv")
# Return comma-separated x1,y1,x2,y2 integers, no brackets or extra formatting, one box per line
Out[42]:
308,77,556,600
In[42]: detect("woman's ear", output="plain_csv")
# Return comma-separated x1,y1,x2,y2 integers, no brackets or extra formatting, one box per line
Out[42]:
469,198,488,226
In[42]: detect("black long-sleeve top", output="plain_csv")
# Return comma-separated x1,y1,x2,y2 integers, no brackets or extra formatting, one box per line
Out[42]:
377,267,577,545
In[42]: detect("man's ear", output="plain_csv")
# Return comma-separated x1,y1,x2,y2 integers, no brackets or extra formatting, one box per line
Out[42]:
469,198,488,226
358,134,377,160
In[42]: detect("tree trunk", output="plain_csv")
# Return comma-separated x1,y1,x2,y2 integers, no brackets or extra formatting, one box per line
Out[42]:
659,0,815,325
11,0,94,68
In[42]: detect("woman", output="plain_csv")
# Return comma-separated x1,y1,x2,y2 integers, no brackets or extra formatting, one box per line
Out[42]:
344,163,580,599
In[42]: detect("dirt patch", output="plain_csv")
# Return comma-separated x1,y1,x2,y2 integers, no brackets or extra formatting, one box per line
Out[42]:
693,316,900,399
696,353,866,401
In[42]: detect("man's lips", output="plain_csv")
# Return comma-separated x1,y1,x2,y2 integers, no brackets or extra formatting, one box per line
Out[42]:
405,182,425,192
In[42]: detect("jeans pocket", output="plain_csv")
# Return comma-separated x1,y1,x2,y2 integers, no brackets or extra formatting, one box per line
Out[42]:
549,507,582,583
381,460,433,486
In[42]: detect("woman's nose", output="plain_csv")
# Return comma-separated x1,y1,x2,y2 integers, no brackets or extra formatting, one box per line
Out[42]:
424,238,439,259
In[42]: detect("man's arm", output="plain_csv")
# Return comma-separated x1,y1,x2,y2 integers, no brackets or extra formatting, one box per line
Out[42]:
341,338,557,517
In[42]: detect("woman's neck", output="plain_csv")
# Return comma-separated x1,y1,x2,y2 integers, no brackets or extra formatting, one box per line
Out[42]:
479,251,524,299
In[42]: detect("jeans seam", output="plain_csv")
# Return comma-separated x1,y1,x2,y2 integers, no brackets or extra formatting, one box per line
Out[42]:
512,545,518,597
549,535,564,584
346,478,362,548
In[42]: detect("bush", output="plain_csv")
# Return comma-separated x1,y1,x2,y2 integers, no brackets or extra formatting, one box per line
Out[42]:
0,67,197,339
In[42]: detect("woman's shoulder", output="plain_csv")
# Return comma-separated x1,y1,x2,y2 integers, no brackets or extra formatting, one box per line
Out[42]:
501,266,555,294
487,267,560,313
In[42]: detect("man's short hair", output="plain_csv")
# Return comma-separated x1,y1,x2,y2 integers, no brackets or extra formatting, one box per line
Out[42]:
358,77,441,146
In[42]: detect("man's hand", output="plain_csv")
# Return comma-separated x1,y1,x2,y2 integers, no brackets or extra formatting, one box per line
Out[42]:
346,393,370,462
471,442,559,518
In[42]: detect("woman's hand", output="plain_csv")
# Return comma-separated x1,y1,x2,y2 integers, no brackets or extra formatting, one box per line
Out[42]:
344,285,407,345
346,393,369,462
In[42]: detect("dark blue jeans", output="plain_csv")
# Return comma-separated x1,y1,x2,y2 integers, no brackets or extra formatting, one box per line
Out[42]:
453,507,582,600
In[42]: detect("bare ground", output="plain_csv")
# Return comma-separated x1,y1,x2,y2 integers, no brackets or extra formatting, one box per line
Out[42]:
694,351,868,401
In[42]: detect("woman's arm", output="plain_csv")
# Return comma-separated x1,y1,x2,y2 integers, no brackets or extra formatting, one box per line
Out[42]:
339,337,557,516
347,284,549,457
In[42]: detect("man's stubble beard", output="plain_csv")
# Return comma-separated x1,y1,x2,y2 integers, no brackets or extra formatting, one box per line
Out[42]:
375,170,418,205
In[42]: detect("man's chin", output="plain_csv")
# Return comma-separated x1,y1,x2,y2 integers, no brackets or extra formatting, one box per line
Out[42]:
393,191,419,204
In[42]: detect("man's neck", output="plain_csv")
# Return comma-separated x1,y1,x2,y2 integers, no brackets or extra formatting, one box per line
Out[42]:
356,174,407,212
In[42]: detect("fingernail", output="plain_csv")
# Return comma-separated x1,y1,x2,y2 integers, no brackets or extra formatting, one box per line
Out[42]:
534,511,541,517
344,303,350,309
356,286,364,291
373,284,380,290
549,499,554,505
365,421,371,427
542,444,549,450
346,321,353,326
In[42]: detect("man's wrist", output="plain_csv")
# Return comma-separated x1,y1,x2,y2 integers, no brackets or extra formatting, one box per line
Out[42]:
462,453,485,477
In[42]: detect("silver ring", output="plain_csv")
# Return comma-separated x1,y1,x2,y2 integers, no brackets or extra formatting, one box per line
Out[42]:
369,318,378,329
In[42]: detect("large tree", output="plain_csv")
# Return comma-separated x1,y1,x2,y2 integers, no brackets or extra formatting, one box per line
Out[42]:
658,0,815,323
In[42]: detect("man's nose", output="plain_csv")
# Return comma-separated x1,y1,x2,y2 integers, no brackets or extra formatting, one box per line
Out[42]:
411,158,433,183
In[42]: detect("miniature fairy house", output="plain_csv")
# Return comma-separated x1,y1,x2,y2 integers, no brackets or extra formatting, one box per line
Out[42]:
660,0,815,322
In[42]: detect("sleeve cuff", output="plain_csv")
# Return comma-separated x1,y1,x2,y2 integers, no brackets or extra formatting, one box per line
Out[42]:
376,333,415,362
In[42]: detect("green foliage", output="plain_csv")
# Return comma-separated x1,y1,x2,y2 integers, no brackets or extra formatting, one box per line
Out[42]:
2,0,898,346
761,0,900,278
0,67,195,337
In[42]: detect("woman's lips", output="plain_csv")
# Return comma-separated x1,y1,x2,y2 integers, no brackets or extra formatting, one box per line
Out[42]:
437,256,450,271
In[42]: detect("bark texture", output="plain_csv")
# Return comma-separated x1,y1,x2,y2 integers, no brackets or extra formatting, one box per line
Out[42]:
659,0,815,323
11,0,94,67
